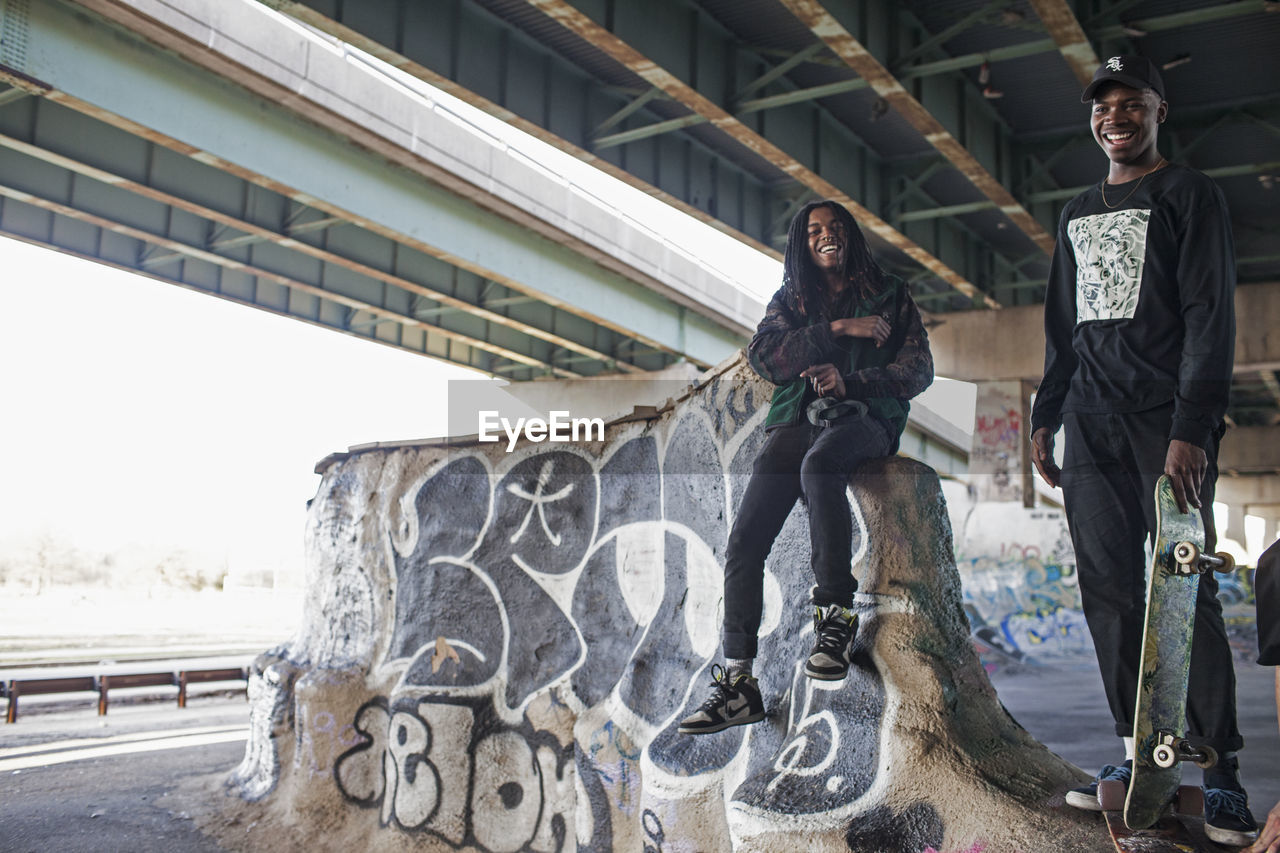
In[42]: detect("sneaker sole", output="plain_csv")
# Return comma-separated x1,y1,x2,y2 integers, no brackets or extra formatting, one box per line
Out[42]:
1064,790,1103,811
678,711,765,735
804,663,849,681
1204,825,1258,846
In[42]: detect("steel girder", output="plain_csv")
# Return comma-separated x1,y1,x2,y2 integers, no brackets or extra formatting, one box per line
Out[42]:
261,0,1045,310
0,0,751,378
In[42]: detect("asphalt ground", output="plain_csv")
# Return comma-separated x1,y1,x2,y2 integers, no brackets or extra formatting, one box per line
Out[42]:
0,659,1275,851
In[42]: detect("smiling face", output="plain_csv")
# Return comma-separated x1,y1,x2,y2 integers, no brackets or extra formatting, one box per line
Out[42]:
806,205,847,277
1091,82,1167,170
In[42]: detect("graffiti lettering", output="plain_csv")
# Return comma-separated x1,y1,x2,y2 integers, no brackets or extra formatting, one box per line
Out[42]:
334,699,574,852
507,458,575,547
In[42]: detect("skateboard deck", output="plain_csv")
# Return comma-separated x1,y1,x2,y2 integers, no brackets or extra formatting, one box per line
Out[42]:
1125,476,1211,830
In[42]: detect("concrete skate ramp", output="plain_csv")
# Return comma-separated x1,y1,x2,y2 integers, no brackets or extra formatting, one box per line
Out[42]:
224,353,1113,852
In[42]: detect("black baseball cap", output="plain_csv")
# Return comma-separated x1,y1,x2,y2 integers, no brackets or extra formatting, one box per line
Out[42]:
1081,55,1165,103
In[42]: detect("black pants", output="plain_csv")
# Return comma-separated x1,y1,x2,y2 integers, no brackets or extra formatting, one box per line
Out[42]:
721,417,890,660
1060,405,1242,752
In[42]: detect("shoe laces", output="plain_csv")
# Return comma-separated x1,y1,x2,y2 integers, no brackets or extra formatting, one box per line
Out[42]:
1098,762,1132,784
1205,787,1252,824
812,606,854,654
696,664,739,712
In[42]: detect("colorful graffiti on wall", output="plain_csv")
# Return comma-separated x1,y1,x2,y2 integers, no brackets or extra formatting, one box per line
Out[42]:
955,506,1091,665
295,382,890,850
953,499,1259,667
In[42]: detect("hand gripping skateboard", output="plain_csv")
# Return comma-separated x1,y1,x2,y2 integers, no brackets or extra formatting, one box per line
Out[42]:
1123,475,1236,832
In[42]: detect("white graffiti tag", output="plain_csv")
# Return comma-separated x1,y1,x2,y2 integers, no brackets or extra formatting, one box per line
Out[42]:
507,459,575,547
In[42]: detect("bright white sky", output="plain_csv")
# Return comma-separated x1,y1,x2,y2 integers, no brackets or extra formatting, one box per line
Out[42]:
0,235,481,575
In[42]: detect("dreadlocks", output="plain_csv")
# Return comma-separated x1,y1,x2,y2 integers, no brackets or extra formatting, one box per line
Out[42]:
782,200,883,317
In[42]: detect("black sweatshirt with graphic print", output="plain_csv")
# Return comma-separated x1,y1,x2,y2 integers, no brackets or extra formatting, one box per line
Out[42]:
1030,163,1236,449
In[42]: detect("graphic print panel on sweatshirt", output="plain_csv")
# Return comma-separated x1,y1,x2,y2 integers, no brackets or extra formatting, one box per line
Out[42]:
1068,209,1150,323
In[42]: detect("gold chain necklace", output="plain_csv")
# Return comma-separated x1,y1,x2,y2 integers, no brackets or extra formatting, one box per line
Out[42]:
1101,158,1167,209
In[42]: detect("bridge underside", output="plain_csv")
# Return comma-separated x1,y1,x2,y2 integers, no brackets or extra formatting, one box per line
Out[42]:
0,0,750,380
261,0,1280,428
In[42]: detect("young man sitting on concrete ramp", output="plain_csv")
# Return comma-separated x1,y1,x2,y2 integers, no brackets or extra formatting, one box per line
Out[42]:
679,199,933,735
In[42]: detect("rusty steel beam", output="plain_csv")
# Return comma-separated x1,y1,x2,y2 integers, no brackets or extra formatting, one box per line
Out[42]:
520,0,999,308
1025,0,1101,87
776,0,1054,259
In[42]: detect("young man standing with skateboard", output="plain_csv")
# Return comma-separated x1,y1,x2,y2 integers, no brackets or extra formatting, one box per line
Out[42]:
677,199,932,735
1029,55,1257,845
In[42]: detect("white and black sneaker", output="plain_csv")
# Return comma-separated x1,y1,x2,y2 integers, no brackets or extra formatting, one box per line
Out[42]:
678,664,765,735
1065,760,1131,810
805,603,859,680
1204,787,1257,845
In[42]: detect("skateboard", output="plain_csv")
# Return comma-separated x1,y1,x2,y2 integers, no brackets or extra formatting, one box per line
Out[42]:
1125,475,1235,830
1100,779,1211,852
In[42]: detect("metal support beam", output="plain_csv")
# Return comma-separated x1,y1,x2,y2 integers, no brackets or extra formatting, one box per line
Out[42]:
736,77,869,116
886,160,948,216
0,85,28,107
593,112,707,149
897,199,998,223
895,0,1016,69
513,0,1000,308
733,42,826,101
594,85,664,134
776,0,1054,258
897,1,1269,85
1025,0,1100,87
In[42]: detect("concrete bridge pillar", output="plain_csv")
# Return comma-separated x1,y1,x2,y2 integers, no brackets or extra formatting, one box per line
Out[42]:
969,380,1034,508
1225,503,1250,549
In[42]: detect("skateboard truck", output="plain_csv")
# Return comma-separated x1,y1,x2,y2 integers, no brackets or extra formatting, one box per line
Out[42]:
1171,541,1235,577
1150,729,1218,770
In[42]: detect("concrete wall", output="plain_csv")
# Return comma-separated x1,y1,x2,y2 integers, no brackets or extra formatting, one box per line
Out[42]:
224,353,1116,852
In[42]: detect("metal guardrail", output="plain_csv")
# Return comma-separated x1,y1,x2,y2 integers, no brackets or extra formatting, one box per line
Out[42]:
4,666,249,723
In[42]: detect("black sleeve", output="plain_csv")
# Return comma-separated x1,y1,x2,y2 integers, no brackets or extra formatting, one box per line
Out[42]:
842,286,933,401
1030,207,1079,435
747,286,836,384
1169,185,1236,447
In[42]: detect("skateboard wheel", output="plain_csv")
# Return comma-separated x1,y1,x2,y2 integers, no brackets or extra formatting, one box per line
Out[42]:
1193,745,1218,770
1153,743,1177,768
1214,551,1236,574
1098,779,1126,811
1174,541,1200,566
1175,785,1205,817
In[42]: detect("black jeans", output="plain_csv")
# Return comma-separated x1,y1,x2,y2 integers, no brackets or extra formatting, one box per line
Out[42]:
1060,404,1242,752
721,416,891,660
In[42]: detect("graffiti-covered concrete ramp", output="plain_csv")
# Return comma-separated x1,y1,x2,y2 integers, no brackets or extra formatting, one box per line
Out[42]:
223,354,1110,852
